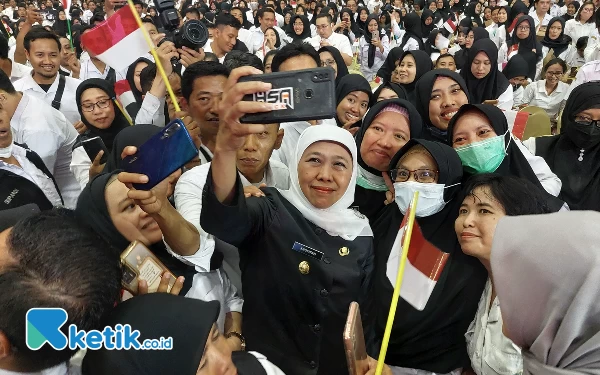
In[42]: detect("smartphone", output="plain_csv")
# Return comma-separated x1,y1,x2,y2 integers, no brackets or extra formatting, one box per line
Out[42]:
344,302,369,375
120,240,176,294
81,136,109,164
372,31,379,40
239,67,336,124
570,66,578,77
122,119,198,190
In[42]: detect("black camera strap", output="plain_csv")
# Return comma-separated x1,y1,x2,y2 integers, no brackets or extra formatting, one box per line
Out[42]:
51,75,66,111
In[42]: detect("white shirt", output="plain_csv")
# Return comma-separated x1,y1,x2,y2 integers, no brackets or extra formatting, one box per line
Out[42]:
513,133,563,196
584,29,600,62
250,26,290,54
565,60,600,98
13,72,82,125
522,80,569,118
529,8,553,30
9,59,32,83
0,144,63,206
309,31,353,58
465,279,523,375
0,362,80,375
564,19,596,45
402,36,420,51
134,93,166,126
202,39,227,63
169,160,289,330
359,34,390,82
512,85,525,107
70,146,91,189
79,59,112,81
10,94,81,208
237,27,255,51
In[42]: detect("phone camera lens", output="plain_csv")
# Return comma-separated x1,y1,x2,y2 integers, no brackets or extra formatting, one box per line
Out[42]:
305,89,313,99
314,74,319,80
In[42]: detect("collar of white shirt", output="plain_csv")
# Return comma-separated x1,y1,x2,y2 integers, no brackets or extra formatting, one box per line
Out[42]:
18,71,60,94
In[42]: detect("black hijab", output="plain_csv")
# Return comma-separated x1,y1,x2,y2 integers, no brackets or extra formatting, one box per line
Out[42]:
447,104,564,211
426,29,442,56
396,50,434,103
454,26,489,69
104,125,161,173
464,2,483,27
509,15,542,79
75,171,196,290
541,17,571,57
367,138,487,372
125,57,154,118
460,38,509,104
401,12,425,50
340,7,363,39
364,14,383,68
335,74,373,127
356,6,369,31
509,1,529,27
377,46,404,83
76,78,130,152
497,5,511,27
370,82,408,107
535,82,600,211
288,14,311,42
318,46,349,85
502,54,529,91
414,69,470,142
82,294,220,374
421,9,436,37
353,99,424,221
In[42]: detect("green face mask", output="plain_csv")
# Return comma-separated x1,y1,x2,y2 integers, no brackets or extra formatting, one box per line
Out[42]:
455,132,509,174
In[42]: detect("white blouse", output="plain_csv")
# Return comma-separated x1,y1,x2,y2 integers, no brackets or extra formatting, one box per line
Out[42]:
522,80,569,119
564,19,596,45
465,279,523,375
359,34,391,82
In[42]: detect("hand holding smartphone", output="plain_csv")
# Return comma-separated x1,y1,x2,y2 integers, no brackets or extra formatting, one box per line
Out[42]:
121,241,176,294
344,302,369,375
82,136,109,165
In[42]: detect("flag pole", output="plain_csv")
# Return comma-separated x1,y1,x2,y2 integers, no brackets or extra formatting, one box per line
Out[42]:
67,18,73,49
375,191,419,375
126,0,181,113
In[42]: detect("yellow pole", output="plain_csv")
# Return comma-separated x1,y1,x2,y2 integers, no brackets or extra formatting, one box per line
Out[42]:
113,98,133,125
126,0,181,113
375,191,419,375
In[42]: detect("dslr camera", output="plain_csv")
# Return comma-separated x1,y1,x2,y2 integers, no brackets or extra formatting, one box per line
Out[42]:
155,0,208,51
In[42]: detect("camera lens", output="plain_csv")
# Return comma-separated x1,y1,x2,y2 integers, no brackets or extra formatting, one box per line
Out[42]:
305,89,313,99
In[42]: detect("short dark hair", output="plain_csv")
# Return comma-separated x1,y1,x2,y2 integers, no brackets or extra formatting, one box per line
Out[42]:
23,28,60,51
90,13,105,24
0,209,121,372
0,69,16,94
257,7,276,20
141,17,155,26
577,35,589,49
223,50,264,71
215,13,242,29
140,63,157,95
181,61,230,101
263,49,278,67
0,34,8,59
315,12,333,23
543,57,567,75
461,174,552,216
203,51,219,61
271,42,320,72
184,7,200,17
435,53,455,64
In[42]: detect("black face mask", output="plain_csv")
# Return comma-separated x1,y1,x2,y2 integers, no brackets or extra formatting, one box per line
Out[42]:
566,121,600,150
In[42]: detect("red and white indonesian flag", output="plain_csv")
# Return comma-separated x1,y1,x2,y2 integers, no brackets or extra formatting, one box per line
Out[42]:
386,208,450,311
61,0,71,18
114,79,137,120
80,6,150,71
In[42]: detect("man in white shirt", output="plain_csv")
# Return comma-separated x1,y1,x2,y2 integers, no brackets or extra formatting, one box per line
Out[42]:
13,28,81,125
202,14,242,63
529,0,553,30
0,208,120,375
76,26,117,82
266,0,285,26
310,13,353,65
2,0,17,22
0,34,30,83
0,70,81,208
249,8,289,54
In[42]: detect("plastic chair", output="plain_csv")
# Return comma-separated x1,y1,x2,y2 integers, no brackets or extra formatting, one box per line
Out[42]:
519,106,552,141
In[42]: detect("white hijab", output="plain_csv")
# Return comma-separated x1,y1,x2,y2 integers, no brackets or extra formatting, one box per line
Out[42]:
491,211,600,375
279,126,373,241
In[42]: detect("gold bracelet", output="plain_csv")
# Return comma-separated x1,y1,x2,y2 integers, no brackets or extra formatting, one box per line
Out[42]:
225,331,246,351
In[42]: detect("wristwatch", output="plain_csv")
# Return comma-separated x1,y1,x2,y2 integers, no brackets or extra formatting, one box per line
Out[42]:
225,331,246,351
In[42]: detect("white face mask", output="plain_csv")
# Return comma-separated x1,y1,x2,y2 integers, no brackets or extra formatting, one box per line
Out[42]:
0,142,12,159
394,181,454,217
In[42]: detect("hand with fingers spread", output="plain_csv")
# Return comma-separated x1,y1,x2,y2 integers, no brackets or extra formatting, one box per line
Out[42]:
138,272,185,295
89,150,105,180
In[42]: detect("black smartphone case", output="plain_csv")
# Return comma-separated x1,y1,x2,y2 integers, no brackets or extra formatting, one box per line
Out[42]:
239,67,336,124
82,136,109,164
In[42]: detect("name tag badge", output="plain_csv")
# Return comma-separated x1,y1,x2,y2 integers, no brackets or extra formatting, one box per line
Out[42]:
292,241,325,262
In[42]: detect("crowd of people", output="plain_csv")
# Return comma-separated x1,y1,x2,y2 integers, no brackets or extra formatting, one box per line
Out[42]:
0,0,599,373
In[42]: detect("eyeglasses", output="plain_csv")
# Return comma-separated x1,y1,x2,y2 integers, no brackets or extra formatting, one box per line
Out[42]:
546,71,563,77
81,98,111,112
517,25,530,31
574,115,600,128
321,59,336,67
389,168,438,183
582,7,594,12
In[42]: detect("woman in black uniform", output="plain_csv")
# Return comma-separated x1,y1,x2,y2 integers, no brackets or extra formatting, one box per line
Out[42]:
201,69,374,375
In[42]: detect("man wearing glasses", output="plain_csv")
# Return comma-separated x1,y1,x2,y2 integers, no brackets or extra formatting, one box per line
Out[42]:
310,13,353,66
